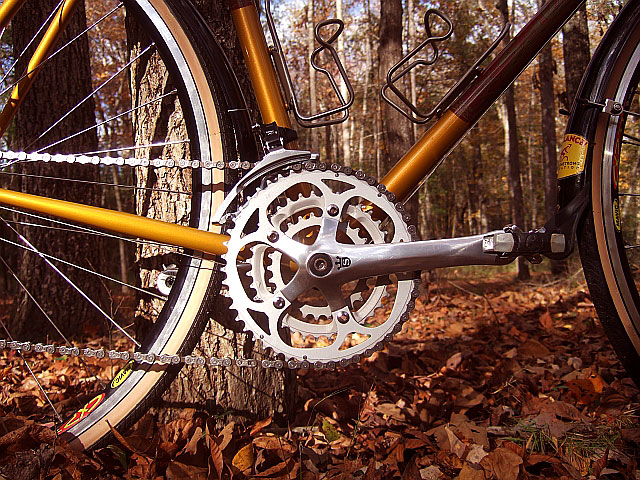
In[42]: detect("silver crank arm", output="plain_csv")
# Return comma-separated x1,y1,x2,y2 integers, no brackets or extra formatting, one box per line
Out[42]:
309,231,513,285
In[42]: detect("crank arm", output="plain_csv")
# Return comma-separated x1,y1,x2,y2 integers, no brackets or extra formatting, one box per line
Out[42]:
313,232,513,285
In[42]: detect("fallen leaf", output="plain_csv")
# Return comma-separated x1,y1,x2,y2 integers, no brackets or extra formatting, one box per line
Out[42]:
166,461,207,480
480,447,522,480
321,418,340,442
208,434,224,480
539,312,553,329
592,447,608,479
215,421,235,451
518,339,551,358
446,352,463,371
445,426,466,459
457,463,485,480
529,412,573,439
231,443,254,473
419,465,442,479
466,444,488,464
249,416,272,436
376,402,406,422
398,454,419,480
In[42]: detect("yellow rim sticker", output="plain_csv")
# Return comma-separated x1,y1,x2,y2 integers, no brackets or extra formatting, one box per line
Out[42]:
58,393,105,433
110,360,134,389
613,197,621,231
559,134,588,179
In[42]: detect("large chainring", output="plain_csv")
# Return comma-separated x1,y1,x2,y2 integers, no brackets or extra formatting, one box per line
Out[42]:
222,163,419,366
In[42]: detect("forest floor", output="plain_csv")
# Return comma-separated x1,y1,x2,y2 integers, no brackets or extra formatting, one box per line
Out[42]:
1,265,640,479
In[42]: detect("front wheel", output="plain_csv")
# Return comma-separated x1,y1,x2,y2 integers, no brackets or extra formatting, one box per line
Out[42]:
579,13,640,387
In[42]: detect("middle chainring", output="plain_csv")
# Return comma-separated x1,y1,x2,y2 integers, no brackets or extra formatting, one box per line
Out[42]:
222,163,419,366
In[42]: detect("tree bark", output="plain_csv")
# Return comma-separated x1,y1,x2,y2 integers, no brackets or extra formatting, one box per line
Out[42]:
562,4,590,110
11,0,101,340
128,0,294,428
497,0,529,281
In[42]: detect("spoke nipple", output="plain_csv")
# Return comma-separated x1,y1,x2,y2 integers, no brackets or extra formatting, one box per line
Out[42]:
273,297,286,309
327,204,340,216
268,231,280,243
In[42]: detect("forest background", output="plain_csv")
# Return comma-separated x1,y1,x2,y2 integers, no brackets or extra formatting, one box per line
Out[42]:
270,0,622,273
1,0,640,478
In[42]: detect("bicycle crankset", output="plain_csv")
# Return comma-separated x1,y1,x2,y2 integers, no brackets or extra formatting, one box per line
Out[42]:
221,163,420,366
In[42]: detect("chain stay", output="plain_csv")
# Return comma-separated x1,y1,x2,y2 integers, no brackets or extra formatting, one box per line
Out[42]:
0,150,253,171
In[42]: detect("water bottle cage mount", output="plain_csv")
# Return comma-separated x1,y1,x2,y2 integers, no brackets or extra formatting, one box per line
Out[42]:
382,9,510,124
265,0,354,128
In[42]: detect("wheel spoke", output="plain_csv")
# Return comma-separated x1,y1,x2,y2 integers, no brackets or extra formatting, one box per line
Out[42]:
36,90,177,154
0,318,63,423
0,170,193,196
80,139,189,157
0,255,106,389
0,206,216,267
1,218,141,347
25,43,155,152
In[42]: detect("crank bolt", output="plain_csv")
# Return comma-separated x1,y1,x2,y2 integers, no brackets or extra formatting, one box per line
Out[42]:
337,311,350,324
267,231,279,243
327,204,339,216
273,297,286,309
309,253,333,276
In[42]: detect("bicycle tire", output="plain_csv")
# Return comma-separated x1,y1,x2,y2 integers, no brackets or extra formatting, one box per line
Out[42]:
0,0,245,450
578,3,640,387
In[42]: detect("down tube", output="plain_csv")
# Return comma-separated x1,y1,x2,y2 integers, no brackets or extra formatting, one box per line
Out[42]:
381,0,584,201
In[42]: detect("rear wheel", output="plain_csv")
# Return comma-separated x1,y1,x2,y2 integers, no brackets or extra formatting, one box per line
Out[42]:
0,0,239,450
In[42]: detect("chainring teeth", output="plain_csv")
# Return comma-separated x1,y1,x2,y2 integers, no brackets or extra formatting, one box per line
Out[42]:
222,162,419,365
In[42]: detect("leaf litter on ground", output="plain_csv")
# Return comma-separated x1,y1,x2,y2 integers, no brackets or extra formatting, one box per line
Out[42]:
1,270,639,479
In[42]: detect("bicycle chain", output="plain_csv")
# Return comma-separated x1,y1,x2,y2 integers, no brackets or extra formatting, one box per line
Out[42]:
0,339,297,369
0,149,253,171
0,154,420,370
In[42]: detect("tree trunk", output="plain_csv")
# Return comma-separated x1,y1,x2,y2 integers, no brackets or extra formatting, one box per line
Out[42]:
468,127,483,235
307,0,317,152
128,0,294,428
378,0,416,223
497,0,529,281
407,0,417,144
336,0,351,166
11,0,101,340
537,0,565,275
562,4,590,110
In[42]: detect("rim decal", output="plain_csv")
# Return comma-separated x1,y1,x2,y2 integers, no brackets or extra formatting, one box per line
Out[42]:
57,393,106,434
110,361,134,389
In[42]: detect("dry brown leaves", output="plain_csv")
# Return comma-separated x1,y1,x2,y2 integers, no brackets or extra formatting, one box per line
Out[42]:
1,271,639,479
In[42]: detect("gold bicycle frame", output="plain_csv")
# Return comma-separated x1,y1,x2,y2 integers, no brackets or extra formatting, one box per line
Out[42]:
0,0,585,256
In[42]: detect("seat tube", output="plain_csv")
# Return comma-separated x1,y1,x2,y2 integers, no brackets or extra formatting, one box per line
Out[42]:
228,0,292,129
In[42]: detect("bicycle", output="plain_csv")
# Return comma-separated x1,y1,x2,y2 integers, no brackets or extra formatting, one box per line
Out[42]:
0,0,639,452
